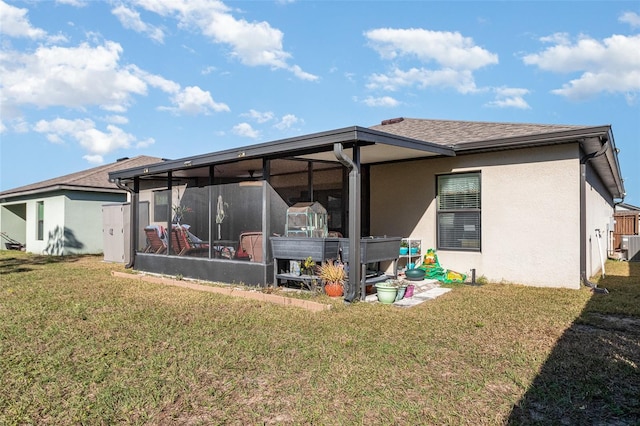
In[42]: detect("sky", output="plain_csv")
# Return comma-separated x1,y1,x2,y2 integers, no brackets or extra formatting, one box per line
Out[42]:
1,0,639,204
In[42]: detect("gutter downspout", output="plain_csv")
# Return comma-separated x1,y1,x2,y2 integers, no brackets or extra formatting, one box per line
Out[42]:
580,138,609,294
334,143,361,304
113,177,138,269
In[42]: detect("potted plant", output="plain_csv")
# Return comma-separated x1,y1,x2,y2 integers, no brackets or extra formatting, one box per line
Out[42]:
316,259,346,297
410,241,420,255
399,240,409,255
374,280,399,304
301,256,315,276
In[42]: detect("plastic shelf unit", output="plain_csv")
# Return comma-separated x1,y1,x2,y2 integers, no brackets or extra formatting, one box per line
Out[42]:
399,238,421,271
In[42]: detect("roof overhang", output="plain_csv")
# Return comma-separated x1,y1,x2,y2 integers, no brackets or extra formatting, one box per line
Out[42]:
0,184,125,201
451,125,625,200
108,126,455,182
107,123,625,201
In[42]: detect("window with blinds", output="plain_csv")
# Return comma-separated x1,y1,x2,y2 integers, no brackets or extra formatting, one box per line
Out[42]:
437,172,481,251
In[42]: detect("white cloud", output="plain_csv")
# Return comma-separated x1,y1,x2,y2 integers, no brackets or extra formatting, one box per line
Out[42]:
523,33,640,100
232,122,260,138
201,65,217,75
135,137,155,149
242,109,274,123
362,96,400,107
34,118,138,155
0,41,228,117
485,87,531,109
0,41,147,111
83,154,104,164
288,64,319,82
56,0,88,7
0,117,29,134
124,0,317,80
105,115,129,125
132,66,181,93
111,4,165,43
364,28,497,95
367,67,479,94
0,0,47,39
159,86,230,115
619,11,640,28
274,114,302,130
365,28,498,70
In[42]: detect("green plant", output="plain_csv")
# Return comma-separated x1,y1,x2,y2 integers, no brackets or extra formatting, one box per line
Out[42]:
301,256,315,275
400,240,409,248
316,259,346,283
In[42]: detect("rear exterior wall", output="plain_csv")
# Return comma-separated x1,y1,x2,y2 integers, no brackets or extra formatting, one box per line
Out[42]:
370,144,583,288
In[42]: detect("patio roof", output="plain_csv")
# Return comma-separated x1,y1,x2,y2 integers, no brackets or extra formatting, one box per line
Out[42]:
107,119,625,201
108,126,455,182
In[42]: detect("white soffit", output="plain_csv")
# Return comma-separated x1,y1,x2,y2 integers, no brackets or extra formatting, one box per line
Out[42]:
296,143,445,164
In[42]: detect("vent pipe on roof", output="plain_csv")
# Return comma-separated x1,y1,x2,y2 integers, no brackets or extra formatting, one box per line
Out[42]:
333,143,361,304
381,117,404,125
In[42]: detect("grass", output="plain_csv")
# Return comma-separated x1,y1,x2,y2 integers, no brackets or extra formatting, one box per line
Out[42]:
1,252,638,425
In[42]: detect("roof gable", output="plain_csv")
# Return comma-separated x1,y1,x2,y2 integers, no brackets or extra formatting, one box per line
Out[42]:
0,156,163,198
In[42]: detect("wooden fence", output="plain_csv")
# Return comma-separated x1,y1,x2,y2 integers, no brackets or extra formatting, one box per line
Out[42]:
613,212,639,250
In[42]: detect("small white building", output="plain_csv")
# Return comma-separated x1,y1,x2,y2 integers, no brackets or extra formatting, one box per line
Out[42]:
0,156,161,255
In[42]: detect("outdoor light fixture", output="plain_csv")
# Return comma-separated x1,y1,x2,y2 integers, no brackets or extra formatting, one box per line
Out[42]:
184,160,192,166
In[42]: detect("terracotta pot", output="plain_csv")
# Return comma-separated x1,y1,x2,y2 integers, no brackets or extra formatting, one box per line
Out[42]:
324,282,344,297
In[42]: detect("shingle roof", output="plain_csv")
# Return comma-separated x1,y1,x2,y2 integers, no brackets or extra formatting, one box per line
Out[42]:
0,155,163,198
369,117,587,146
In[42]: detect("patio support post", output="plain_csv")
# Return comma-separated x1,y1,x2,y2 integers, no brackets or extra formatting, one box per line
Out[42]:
209,165,214,258
113,177,137,268
334,143,361,303
167,172,173,255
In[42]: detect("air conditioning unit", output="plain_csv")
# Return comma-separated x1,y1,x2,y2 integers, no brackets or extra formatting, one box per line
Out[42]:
620,235,640,262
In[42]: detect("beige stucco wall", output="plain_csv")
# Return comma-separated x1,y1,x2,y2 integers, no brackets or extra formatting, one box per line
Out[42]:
584,163,615,279
370,144,584,288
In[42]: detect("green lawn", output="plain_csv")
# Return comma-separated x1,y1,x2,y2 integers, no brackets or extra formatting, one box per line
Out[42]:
1,252,638,425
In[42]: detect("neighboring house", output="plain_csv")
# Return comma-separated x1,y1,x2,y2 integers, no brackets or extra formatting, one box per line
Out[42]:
108,118,625,297
613,202,640,253
0,156,162,255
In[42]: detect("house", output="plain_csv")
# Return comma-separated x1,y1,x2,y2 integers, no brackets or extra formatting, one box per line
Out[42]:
107,118,625,299
0,156,161,255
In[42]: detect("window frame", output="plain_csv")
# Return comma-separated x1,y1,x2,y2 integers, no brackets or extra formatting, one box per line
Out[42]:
436,172,481,252
36,200,44,241
153,190,170,222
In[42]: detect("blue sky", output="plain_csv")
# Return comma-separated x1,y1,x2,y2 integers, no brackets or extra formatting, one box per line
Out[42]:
1,0,639,204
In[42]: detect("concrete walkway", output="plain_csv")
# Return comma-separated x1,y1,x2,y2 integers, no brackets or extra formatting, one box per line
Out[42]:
364,279,452,307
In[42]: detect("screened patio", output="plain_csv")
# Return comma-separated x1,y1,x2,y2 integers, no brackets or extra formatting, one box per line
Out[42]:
108,126,454,301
